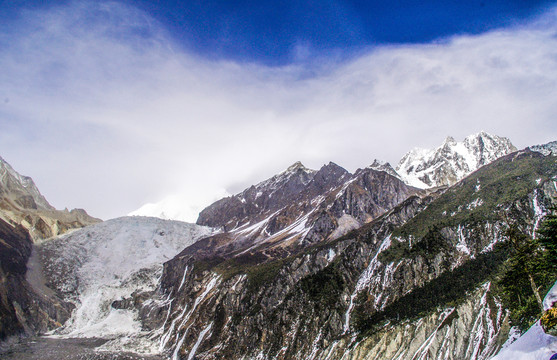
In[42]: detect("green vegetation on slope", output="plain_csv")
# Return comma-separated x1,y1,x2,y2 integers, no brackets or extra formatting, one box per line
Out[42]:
299,260,345,308
353,244,509,335
354,151,557,334
499,208,557,331
393,151,557,240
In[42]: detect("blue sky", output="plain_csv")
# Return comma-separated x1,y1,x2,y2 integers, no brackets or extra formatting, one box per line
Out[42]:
2,0,554,64
0,1,556,220
124,0,554,64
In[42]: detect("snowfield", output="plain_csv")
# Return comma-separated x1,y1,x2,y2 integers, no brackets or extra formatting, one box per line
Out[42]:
40,216,214,354
491,281,557,360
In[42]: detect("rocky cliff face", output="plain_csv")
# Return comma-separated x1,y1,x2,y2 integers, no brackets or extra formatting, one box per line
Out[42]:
0,218,72,341
396,131,516,189
0,156,53,212
0,156,100,240
328,283,507,360
148,148,556,360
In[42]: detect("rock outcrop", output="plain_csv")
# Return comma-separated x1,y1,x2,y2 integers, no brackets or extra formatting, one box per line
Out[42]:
0,218,72,340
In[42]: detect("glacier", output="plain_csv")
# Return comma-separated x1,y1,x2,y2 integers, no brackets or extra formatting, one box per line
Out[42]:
38,216,213,354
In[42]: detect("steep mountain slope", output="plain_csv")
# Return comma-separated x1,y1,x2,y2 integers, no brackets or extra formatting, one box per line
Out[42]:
0,156,100,342
396,131,516,188
0,156,53,211
0,156,100,240
37,217,213,354
149,147,557,360
194,161,419,261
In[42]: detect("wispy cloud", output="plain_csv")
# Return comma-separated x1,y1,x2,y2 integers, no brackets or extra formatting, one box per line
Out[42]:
1,1,556,220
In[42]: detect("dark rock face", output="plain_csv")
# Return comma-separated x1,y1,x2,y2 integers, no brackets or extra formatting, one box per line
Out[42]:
197,162,319,229
0,218,72,340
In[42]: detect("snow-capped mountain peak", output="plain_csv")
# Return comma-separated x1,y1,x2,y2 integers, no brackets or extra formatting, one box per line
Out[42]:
529,140,557,156
254,161,316,192
285,161,311,174
396,131,516,188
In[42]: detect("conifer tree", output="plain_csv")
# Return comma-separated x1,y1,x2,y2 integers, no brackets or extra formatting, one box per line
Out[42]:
499,205,557,330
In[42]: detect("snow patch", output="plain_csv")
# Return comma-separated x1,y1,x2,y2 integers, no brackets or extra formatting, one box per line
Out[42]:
344,235,392,333
491,280,557,360
187,322,213,360
456,225,471,256
467,198,484,210
532,190,546,238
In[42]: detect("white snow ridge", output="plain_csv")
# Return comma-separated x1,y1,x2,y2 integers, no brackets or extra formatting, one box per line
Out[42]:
396,131,516,189
40,216,214,354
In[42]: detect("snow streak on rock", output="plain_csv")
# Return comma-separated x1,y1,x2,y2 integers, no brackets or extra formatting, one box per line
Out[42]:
187,322,213,360
344,235,392,333
411,307,456,360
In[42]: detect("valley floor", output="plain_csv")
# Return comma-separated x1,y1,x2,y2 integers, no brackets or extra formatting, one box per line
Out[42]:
0,337,166,360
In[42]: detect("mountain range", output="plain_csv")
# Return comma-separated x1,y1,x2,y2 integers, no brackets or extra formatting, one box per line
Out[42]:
131,131,517,221
0,132,556,360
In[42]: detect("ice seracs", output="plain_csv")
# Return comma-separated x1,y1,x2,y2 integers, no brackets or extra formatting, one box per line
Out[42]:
39,216,214,354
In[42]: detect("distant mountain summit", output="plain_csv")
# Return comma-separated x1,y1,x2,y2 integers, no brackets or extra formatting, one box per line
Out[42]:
396,131,516,188
529,140,557,156
132,131,515,223
0,156,54,211
367,159,400,179
0,156,100,239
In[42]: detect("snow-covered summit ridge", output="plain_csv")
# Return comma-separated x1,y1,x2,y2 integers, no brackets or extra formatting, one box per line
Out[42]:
529,140,557,156
396,131,516,189
0,155,54,210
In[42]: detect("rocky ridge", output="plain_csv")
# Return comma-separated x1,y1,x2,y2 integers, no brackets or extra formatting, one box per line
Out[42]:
149,146,557,359
0,157,100,240
195,161,420,262
530,140,557,156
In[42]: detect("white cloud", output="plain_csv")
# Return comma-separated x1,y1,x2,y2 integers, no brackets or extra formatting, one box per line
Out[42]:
1,1,556,221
